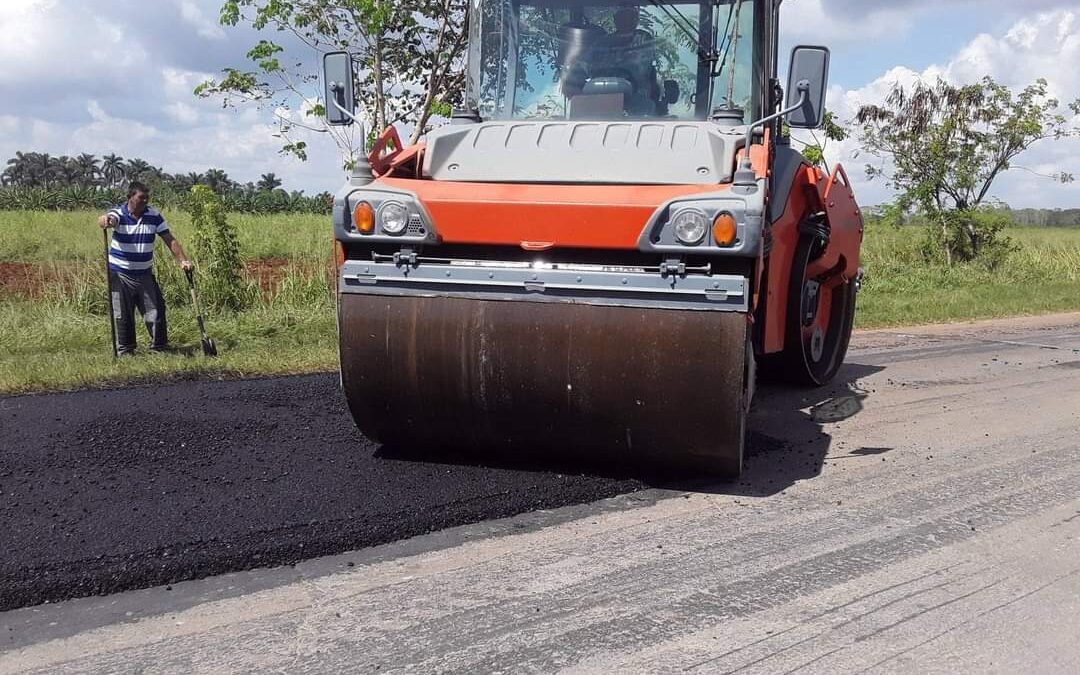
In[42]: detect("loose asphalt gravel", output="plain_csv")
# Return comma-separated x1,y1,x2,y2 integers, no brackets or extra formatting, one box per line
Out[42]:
0,374,655,612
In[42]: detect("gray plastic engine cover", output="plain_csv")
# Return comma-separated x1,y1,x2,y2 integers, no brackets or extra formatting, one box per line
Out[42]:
422,120,739,185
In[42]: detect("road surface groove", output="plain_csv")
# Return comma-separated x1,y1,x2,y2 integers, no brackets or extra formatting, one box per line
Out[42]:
1,312,1079,673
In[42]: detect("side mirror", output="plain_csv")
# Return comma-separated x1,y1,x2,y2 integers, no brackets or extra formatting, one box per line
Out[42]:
323,51,356,126
786,45,830,129
663,79,680,105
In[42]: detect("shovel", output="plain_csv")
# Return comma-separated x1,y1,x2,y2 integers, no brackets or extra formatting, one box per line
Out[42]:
184,268,218,357
104,229,118,359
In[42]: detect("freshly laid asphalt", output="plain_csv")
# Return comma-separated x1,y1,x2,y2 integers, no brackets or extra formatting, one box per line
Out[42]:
0,373,654,612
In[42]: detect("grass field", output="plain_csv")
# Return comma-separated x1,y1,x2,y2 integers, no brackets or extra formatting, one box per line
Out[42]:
2,209,1079,394
857,222,1080,326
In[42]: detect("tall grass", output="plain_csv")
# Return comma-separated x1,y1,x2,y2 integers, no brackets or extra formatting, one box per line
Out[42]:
857,222,1080,326
0,260,336,394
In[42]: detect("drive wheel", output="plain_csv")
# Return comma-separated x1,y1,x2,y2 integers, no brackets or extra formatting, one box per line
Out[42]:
779,234,857,386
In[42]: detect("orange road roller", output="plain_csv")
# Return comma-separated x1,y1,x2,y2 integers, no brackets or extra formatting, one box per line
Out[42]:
322,0,863,476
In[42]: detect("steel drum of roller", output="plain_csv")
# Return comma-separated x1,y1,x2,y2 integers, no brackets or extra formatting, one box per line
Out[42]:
339,292,750,476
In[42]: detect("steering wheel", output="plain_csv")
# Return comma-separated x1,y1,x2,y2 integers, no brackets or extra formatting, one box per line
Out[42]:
591,67,637,89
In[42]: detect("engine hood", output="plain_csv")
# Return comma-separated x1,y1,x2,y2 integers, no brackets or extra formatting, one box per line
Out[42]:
422,120,743,185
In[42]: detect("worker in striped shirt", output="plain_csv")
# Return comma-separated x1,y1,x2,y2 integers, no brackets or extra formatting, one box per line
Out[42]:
96,181,193,356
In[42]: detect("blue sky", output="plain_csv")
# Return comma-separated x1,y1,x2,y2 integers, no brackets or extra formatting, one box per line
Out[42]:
1,0,1077,207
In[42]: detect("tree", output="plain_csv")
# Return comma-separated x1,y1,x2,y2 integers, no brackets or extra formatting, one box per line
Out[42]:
102,154,125,188
790,111,849,168
256,172,282,191
74,153,101,187
53,156,81,186
124,158,152,183
857,77,1079,265
188,185,251,312
195,0,468,168
32,153,55,188
202,168,234,194
4,151,32,186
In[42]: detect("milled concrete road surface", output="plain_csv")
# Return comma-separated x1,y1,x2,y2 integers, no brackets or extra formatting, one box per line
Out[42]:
2,313,1080,673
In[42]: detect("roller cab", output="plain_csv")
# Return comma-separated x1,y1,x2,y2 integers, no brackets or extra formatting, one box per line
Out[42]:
323,0,864,476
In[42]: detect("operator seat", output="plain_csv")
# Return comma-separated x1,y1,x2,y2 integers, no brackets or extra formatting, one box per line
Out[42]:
557,15,663,118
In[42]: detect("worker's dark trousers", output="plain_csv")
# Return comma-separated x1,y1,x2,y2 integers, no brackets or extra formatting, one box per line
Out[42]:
109,270,167,354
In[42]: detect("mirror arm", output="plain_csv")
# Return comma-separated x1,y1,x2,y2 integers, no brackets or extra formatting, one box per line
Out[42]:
741,80,808,160
732,81,809,187
328,82,364,128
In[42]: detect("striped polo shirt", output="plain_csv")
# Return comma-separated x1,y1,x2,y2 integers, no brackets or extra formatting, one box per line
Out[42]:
107,203,170,275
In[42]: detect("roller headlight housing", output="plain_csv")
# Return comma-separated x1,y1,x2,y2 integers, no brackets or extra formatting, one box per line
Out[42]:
378,201,409,235
672,209,709,246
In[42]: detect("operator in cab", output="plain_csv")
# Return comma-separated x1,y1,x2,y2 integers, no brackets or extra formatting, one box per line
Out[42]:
600,4,661,111
560,3,665,117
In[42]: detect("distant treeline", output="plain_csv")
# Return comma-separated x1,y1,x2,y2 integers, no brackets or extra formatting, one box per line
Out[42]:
0,185,332,215
1005,208,1080,228
865,205,1080,229
1,151,332,214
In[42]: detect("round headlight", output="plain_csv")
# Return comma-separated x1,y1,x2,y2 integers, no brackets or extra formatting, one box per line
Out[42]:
379,201,409,235
672,209,709,245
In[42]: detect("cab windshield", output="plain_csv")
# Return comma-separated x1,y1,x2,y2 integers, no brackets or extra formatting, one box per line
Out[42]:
467,0,759,122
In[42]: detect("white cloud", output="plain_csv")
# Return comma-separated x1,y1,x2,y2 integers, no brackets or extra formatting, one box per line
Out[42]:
802,10,1080,208
782,0,915,44
0,2,147,90
0,0,346,193
783,0,1079,44
0,115,20,136
179,0,226,40
165,102,200,125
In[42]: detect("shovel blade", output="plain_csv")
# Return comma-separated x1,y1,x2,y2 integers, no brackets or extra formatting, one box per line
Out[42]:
201,338,218,357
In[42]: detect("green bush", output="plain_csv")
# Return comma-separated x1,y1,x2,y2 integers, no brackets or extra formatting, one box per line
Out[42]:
188,186,254,312
918,207,1016,269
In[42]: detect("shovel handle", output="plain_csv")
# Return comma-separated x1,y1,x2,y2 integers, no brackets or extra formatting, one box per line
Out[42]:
104,229,118,359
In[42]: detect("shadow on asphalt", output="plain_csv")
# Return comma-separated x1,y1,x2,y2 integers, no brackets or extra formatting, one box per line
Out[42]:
728,362,885,496
376,362,885,497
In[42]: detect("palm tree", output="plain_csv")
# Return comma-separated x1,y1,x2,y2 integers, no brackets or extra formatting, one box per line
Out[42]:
29,153,55,188
5,151,33,186
145,164,165,183
202,168,232,194
179,170,204,192
124,158,151,184
101,153,124,188
75,153,101,187
170,174,192,192
257,172,282,191
53,156,82,186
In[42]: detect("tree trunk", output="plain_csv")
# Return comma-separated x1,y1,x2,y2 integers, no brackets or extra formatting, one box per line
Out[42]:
939,212,952,266
966,220,979,257
372,36,387,138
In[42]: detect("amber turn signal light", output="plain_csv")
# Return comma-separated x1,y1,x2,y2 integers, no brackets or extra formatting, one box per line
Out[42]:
333,240,345,269
713,212,738,247
353,201,375,234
